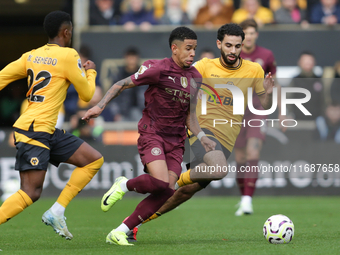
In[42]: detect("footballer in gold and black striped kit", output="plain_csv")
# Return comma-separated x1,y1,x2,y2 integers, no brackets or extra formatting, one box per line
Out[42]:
193,56,265,153
0,11,103,240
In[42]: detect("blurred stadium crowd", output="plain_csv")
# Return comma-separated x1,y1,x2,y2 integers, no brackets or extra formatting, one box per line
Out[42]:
80,0,340,28
1,0,340,144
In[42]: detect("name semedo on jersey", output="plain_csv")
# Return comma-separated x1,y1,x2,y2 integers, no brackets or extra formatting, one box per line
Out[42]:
27,55,58,66
200,85,311,128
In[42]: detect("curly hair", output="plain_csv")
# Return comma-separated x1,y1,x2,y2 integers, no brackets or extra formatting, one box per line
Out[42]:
217,23,245,42
169,26,197,48
43,11,71,39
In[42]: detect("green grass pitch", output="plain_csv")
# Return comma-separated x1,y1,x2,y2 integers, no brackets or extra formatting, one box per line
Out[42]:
1,196,339,255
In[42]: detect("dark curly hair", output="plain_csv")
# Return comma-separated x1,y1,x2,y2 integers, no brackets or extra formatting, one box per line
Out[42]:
217,23,245,42
169,26,197,48
43,11,71,39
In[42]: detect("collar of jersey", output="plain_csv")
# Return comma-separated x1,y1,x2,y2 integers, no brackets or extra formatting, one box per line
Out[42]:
46,43,60,47
219,57,242,70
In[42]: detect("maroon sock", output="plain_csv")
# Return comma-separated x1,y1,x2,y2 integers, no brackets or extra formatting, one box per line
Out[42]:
126,174,169,194
243,160,259,197
236,163,246,194
124,187,175,229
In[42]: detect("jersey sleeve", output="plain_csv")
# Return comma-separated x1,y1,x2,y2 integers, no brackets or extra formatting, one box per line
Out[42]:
64,49,97,102
0,53,28,91
131,60,160,86
254,64,265,96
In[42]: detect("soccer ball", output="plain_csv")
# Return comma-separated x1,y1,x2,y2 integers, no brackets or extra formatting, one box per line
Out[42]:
263,214,294,244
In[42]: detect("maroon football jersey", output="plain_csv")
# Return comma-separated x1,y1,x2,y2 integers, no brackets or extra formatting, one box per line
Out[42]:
131,57,201,143
241,45,277,111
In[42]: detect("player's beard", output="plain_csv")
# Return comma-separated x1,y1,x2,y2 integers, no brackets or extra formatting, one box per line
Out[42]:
220,48,239,66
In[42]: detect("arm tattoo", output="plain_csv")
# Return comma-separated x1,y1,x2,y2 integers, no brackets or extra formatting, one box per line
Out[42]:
169,171,179,180
97,77,136,109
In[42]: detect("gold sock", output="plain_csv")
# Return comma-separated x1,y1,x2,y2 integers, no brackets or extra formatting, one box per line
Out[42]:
176,170,193,187
142,212,162,224
0,190,33,224
57,157,103,208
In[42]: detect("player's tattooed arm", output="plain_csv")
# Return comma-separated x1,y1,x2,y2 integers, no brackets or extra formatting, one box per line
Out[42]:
185,103,199,135
82,77,136,121
97,77,136,109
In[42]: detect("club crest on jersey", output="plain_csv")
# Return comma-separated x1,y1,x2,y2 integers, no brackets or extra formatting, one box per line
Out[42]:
30,157,39,166
135,65,148,79
151,147,162,156
255,58,264,68
181,77,188,88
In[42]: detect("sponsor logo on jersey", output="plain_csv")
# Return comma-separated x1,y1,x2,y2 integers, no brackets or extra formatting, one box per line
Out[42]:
165,88,193,103
168,76,176,83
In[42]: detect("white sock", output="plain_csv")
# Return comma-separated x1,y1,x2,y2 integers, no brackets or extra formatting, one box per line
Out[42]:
120,179,129,192
115,223,130,234
50,202,65,216
241,195,252,204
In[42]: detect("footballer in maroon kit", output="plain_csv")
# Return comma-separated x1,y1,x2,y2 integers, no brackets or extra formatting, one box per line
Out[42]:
132,57,201,177
83,26,216,245
234,19,278,216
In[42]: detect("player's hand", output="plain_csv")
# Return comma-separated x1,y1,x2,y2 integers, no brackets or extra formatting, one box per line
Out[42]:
200,136,216,153
83,60,96,71
82,105,102,121
263,72,275,95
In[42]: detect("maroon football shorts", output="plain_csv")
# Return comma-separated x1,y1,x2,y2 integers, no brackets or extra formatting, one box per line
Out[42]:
234,112,267,149
137,133,184,177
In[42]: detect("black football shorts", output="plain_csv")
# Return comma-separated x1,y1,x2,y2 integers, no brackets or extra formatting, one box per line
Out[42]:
13,128,84,171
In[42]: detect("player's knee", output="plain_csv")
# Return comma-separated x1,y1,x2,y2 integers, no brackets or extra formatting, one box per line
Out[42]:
247,154,260,161
150,177,169,194
209,163,228,180
246,148,260,160
235,152,246,163
93,156,104,168
93,151,104,163
23,188,42,202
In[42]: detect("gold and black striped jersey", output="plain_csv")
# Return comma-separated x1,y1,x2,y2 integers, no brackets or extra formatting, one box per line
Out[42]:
0,44,96,134
193,57,265,151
